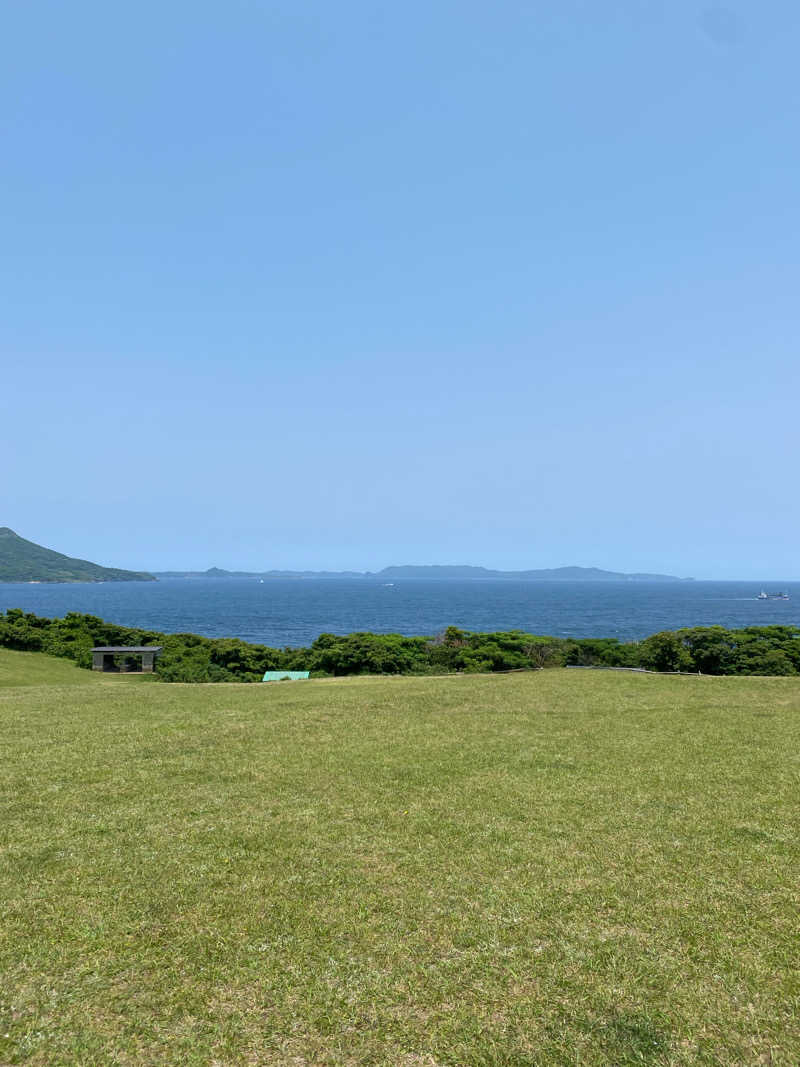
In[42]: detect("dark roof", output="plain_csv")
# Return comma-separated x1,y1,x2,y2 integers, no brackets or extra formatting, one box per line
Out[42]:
91,646,163,653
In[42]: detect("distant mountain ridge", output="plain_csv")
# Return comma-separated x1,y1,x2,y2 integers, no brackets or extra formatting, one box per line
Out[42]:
0,528,694,583
0,528,156,583
154,564,689,581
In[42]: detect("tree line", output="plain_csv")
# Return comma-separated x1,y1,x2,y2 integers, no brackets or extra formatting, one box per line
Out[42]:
1,610,799,681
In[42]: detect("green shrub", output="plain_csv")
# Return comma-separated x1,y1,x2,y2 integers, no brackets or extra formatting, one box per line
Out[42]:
1,610,798,682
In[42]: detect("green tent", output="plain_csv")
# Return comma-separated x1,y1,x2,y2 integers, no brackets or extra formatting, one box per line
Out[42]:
262,670,310,682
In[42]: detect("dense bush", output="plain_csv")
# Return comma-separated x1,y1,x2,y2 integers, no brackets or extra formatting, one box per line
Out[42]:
1,610,798,681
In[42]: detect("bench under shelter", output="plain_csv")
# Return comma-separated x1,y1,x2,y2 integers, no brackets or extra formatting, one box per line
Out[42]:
91,646,163,673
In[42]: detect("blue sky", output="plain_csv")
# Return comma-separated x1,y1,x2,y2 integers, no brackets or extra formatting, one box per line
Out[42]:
3,1,799,578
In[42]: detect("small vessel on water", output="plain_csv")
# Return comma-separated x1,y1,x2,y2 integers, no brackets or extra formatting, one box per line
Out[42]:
756,590,790,600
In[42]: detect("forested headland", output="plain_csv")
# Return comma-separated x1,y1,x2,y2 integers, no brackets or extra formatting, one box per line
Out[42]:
0,528,155,583
1,609,798,681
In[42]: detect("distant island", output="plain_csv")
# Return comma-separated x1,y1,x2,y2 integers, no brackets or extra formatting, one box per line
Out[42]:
154,564,690,582
0,526,691,584
0,528,156,583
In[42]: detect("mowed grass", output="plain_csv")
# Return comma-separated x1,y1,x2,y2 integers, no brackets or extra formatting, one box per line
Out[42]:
0,648,104,688
0,648,157,689
1,658,799,1065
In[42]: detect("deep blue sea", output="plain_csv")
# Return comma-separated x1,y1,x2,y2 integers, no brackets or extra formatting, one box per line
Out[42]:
1,578,798,647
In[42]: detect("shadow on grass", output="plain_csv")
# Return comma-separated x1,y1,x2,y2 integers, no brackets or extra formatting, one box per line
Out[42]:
587,1010,671,1064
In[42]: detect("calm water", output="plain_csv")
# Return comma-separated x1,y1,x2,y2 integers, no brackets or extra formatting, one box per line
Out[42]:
1,578,798,646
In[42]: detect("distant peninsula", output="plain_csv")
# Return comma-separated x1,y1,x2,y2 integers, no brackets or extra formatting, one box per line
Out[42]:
153,564,690,582
0,528,156,583
0,529,689,584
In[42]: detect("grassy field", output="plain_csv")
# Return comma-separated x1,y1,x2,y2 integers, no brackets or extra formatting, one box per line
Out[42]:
1,653,799,1065
0,648,105,688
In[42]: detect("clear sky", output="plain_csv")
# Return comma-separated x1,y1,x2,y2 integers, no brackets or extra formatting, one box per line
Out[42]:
3,1,799,578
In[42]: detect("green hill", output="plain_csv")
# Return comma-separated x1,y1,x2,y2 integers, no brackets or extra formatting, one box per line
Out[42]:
0,647,107,686
0,527,155,583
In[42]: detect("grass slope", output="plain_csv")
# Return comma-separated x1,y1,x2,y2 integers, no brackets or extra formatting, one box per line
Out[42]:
0,648,110,687
0,527,155,583
0,648,156,688
1,663,799,1064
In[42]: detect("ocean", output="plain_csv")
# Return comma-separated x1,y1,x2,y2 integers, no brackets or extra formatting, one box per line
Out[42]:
1,578,797,647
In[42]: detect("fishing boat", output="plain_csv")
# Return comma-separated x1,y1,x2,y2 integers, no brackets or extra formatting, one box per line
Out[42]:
756,590,790,600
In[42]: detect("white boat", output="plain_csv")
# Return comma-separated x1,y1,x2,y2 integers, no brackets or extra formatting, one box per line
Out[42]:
756,590,789,600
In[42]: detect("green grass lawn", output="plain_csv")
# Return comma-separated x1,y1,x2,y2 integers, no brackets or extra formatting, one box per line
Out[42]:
0,648,156,689
1,656,799,1065
0,648,104,687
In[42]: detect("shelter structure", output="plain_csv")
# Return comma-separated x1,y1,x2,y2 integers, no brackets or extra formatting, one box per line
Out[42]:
91,646,163,673
262,670,310,682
